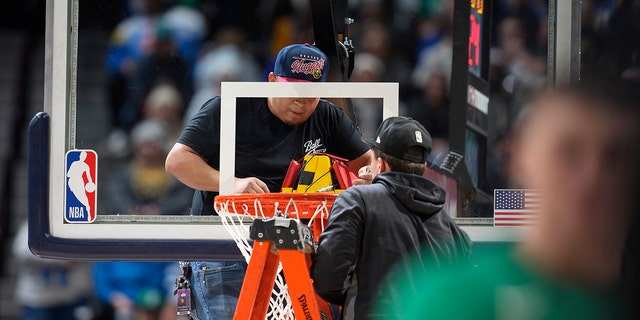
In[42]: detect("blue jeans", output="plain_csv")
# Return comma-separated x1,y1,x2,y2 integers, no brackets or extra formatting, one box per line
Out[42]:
189,261,246,320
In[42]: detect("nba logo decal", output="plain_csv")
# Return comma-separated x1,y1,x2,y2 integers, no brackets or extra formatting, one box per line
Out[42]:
64,150,97,223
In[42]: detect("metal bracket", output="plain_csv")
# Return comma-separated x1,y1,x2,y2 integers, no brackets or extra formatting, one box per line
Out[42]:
250,217,314,252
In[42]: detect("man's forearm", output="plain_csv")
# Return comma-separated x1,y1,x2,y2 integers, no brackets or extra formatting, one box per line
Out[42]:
165,143,221,192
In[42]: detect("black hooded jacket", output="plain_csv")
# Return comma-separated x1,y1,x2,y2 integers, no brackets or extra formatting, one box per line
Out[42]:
311,172,472,319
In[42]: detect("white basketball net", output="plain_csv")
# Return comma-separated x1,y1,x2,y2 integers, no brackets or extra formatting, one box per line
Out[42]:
214,197,331,320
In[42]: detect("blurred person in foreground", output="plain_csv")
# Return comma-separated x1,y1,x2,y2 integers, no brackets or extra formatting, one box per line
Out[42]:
312,117,472,319
377,77,640,319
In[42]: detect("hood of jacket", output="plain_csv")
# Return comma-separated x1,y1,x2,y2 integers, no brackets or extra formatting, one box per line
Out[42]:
373,171,446,219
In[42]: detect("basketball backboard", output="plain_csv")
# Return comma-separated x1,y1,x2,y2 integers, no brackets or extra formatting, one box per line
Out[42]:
29,0,522,262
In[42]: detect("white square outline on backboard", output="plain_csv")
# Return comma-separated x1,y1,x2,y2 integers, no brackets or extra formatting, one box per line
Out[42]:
219,82,400,194
48,82,402,240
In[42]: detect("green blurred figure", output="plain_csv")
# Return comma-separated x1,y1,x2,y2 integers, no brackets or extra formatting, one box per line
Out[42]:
377,79,640,319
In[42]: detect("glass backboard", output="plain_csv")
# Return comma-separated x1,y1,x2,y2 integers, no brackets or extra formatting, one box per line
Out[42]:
29,0,522,261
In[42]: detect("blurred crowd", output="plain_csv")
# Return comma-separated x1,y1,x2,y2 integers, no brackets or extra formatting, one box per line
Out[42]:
88,0,640,200
10,0,640,319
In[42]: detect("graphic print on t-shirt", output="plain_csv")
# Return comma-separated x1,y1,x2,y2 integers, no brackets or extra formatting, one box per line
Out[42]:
303,138,326,153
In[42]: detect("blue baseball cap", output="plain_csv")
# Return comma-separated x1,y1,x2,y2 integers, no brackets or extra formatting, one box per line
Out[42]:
273,44,329,82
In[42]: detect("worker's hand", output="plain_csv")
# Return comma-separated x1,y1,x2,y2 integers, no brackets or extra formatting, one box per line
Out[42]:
235,177,270,194
352,166,373,186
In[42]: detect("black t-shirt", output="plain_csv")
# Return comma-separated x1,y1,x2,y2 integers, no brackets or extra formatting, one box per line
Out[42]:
177,97,370,215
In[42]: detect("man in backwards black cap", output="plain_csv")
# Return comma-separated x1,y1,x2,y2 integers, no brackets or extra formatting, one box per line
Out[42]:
311,116,472,320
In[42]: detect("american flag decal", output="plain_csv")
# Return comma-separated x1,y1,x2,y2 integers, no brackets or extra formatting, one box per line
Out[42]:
493,189,540,227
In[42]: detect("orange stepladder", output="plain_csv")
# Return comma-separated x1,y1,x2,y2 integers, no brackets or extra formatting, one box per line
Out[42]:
216,153,355,319
234,216,333,320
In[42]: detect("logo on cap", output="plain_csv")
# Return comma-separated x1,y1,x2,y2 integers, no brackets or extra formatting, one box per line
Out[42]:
290,56,325,78
274,44,329,82
415,131,423,143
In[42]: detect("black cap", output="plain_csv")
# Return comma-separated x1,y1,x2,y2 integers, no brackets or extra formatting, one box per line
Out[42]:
369,117,432,163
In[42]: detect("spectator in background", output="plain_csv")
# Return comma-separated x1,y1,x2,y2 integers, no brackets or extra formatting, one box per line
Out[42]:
493,16,546,121
107,120,193,216
379,77,640,319
126,24,192,130
185,28,261,123
161,0,207,68
13,221,94,320
350,52,385,141
411,15,453,90
143,82,186,151
493,0,548,57
486,133,511,190
582,0,640,76
191,28,257,92
104,0,201,160
105,0,168,130
92,261,174,320
406,71,449,140
357,22,412,88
